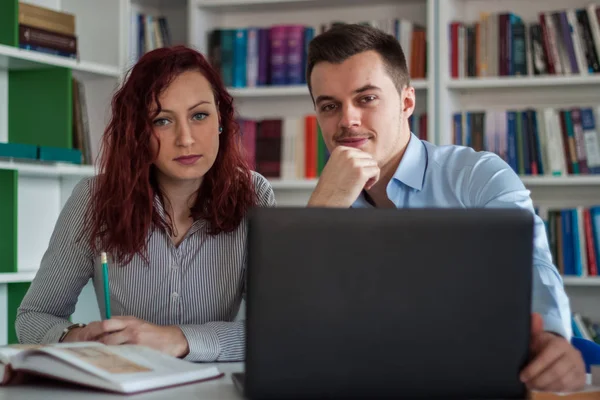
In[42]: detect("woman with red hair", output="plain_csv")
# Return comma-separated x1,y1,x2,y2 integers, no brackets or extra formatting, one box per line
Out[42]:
15,46,275,362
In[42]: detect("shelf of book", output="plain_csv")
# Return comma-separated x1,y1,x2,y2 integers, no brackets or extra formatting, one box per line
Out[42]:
563,276,600,286
0,160,96,178
447,75,600,90
0,44,121,81
228,79,429,98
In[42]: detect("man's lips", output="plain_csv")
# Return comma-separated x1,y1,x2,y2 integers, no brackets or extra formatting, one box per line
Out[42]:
336,137,370,148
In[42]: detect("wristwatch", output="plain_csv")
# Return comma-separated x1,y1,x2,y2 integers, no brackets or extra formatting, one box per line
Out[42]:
58,323,86,342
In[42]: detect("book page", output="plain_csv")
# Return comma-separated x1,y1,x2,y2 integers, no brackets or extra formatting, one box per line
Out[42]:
0,341,104,363
0,344,45,364
54,346,152,374
79,345,219,382
13,344,221,393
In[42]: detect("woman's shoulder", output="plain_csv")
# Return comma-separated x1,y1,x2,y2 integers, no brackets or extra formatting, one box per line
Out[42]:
250,171,276,207
70,175,98,200
62,174,103,215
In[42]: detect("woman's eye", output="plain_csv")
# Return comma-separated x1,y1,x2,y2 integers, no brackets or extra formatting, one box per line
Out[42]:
153,118,169,126
193,113,208,121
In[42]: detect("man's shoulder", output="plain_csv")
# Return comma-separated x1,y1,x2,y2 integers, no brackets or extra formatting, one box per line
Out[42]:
423,141,509,176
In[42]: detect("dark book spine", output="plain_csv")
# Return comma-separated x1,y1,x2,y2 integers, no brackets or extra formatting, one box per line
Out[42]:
576,9,600,73
19,24,76,55
512,20,527,75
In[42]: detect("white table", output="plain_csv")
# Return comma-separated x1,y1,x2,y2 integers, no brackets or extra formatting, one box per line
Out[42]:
0,362,244,400
0,364,595,399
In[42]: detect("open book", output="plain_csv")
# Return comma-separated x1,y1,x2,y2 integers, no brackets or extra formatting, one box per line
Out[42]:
0,342,223,394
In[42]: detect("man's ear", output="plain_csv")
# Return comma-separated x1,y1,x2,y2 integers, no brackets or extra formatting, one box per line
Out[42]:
402,86,416,118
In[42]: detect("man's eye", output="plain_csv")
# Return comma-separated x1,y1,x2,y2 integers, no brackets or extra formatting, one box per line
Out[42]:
361,95,377,103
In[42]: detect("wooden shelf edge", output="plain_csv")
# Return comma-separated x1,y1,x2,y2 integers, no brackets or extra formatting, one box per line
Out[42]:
563,277,600,286
197,0,413,8
0,272,36,284
521,176,600,186
268,179,318,189
0,44,121,79
447,75,600,89
228,79,428,97
0,160,97,178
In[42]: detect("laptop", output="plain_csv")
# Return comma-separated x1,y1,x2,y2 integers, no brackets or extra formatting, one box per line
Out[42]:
234,207,534,399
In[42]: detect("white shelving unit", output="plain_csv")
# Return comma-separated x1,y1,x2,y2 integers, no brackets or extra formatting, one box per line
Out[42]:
438,0,600,323
0,0,126,342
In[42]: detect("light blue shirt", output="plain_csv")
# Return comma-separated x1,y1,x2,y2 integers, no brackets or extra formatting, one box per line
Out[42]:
353,133,572,339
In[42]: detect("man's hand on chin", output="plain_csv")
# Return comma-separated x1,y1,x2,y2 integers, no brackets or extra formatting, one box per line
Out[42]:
520,313,586,392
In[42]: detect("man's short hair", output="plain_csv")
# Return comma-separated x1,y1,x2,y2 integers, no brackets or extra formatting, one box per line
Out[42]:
306,23,410,97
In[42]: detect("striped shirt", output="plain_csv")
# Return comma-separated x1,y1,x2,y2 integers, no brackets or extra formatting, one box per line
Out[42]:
15,171,276,362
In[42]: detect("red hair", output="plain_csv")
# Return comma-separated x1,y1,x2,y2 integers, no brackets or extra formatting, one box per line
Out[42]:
86,45,256,264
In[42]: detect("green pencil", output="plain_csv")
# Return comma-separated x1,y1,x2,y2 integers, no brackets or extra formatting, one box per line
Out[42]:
101,252,111,319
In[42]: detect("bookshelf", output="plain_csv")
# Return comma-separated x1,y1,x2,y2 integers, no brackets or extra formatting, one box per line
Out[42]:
0,0,599,344
438,0,600,329
0,0,123,344
184,0,434,206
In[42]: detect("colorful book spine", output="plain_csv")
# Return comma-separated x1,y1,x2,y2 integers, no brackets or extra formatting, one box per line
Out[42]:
286,25,305,85
232,29,247,88
258,28,270,86
269,26,288,85
246,28,259,87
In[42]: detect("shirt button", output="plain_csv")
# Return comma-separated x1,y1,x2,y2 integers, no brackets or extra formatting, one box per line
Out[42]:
171,264,178,270
171,292,179,300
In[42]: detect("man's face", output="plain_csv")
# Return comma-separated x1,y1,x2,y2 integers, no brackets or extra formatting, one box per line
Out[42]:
310,50,415,171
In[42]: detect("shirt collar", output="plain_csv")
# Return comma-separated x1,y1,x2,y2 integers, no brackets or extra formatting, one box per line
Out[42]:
391,132,427,191
152,193,206,237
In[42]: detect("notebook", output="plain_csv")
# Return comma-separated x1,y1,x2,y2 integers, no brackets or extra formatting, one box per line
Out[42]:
0,342,223,394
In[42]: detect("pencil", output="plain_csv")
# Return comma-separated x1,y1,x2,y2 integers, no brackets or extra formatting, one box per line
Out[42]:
101,252,111,319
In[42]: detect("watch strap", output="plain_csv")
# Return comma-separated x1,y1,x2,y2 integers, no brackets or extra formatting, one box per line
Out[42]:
58,323,86,342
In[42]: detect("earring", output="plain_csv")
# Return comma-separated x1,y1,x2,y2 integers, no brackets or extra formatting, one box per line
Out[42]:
218,126,223,133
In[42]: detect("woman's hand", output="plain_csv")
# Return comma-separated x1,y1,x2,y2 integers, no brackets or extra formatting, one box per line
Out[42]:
98,316,189,358
62,319,124,342
63,317,190,358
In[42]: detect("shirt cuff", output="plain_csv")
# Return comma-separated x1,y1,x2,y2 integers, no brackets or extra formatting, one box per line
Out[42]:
177,324,221,362
41,321,73,344
543,314,572,341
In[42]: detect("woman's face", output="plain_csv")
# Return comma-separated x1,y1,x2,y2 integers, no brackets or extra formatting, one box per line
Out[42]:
149,70,221,187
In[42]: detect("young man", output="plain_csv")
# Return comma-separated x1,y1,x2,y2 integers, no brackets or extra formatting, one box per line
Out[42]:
306,24,585,392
